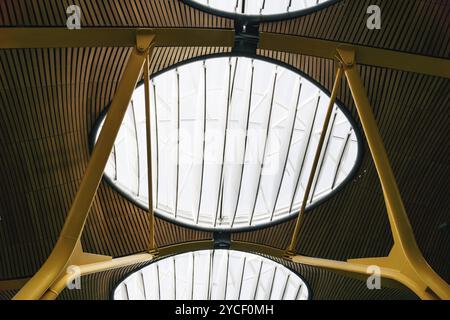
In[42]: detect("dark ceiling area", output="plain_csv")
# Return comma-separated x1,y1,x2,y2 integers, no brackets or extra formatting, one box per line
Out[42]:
0,0,448,300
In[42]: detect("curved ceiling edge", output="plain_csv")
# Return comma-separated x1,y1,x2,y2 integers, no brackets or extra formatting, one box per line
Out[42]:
181,0,341,23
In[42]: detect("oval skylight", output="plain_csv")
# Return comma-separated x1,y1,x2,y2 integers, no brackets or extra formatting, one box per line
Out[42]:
113,250,310,300
185,0,333,18
94,56,361,231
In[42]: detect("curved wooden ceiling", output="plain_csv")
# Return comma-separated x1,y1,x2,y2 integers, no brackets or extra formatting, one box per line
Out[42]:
0,0,448,300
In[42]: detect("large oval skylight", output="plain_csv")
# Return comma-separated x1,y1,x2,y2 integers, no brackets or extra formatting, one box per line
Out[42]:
185,0,333,17
94,56,361,231
113,250,310,300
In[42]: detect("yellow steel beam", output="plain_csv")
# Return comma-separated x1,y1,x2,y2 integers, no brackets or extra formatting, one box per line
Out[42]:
0,278,29,292
41,253,154,300
40,240,214,300
286,66,344,255
1,28,448,78
336,47,450,300
13,34,156,300
259,32,450,79
0,28,235,48
144,50,156,252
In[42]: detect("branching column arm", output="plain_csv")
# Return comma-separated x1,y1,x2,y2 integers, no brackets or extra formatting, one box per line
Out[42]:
13,33,156,300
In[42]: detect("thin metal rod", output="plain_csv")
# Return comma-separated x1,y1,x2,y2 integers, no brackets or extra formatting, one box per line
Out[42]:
231,61,255,227
288,96,321,214
174,68,180,217
223,251,230,299
281,274,291,300
196,62,207,224
271,79,302,221
131,100,140,196
113,145,118,181
309,110,337,203
207,250,215,300
191,252,195,300
152,81,160,209
144,52,156,251
287,67,344,254
214,58,238,227
252,260,264,299
237,257,247,299
249,70,278,225
156,264,161,299
140,271,147,300
331,128,352,189
268,267,277,299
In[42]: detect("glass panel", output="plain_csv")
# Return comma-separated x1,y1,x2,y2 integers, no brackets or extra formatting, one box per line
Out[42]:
94,56,361,231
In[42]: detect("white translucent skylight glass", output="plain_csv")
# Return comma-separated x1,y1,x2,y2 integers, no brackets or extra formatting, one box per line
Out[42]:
113,250,310,300
188,0,332,16
95,56,360,231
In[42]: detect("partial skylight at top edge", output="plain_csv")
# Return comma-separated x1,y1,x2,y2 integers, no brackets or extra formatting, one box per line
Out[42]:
94,55,362,232
185,0,333,18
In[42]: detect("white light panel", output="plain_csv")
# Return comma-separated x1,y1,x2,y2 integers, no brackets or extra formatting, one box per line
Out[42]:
189,0,331,16
113,250,310,300
95,56,360,231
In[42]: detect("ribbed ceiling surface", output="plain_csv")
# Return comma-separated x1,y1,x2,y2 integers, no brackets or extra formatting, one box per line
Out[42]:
0,0,448,300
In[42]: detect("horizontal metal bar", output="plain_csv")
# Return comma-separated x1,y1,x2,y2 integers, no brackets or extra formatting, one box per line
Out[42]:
259,32,450,79
0,28,235,49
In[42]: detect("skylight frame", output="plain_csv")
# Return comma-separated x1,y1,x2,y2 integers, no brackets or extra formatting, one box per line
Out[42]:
112,249,312,300
182,0,339,22
90,53,364,233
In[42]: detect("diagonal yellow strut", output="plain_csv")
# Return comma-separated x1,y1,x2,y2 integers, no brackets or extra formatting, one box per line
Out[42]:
285,47,450,300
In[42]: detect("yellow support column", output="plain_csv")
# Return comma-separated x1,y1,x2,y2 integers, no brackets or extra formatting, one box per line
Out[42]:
13,33,156,300
336,47,450,300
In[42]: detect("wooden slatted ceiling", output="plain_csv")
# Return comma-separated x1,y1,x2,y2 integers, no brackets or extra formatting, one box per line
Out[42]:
0,0,448,299
0,46,230,279
0,0,233,28
260,0,450,59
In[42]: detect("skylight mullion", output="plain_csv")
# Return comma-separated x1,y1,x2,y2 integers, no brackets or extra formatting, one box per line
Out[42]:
268,267,277,299
253,260,264,299
208,250,215,299
231,61,255,228
249,69,278,225
113,144,117,181
289,95,321,213
331,127,353,189
281,274,291,300
174,68,180,217
295,284,303,300
271,79,302,221
237,256,247,300
131,100,140,196
152,80,160,209
215,58,237,227
224,250,230,299
196,61,207,224
309,108,338,203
